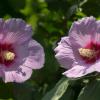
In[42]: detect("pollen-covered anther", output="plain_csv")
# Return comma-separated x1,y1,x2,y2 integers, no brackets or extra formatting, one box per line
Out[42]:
78,48,96,58
3,51,15,61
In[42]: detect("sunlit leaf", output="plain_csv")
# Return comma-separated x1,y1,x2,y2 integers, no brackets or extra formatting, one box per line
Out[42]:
42,77,69,100
78,79,100,100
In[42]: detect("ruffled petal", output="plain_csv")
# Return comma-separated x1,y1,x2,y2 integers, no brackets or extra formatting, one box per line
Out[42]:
24,40,45,69
0,19,5,32
69,16,97,47
3,65,32,83
55,37,75,69
3,19,32,44
94,21,100,43
0,68,4,78
0,19,6,42
63,65,95,78
92,60,100,72
13,42,29,62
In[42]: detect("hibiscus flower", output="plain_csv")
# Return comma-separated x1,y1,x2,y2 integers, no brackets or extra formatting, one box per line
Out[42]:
0,18,45,83
55,16,100,78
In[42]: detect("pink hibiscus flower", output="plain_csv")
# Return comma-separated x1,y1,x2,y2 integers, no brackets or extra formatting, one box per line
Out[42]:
55,16,100,78
0,18,45,83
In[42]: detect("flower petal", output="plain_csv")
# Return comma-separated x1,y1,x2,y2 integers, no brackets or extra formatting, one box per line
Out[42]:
0,19,6,42
92,60,100,72
24,40,45,69
55,37,75,69
3,65,32,83
94,21,100,43
63,65,95,78
69,16,97,47
3,19,32,44
13,42,29,62
0,19,5,32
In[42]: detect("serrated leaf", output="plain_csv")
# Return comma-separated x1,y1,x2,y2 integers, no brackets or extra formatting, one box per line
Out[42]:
78,80,100,100
42,77,69,100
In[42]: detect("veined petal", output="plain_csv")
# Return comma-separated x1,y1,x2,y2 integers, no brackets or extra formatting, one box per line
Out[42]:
93,60,100,72
0,19,6,42
13,42,29,61
3,19,32,44
55,37,75,69
69,16,97,47
3,65,32,83
63,65,95,78
24,40,45,69
94,21,100,43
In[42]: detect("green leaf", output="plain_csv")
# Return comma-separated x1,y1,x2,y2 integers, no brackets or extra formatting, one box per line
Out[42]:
0,99,13,100
60,79,83,100
42,77,69,100
27,14,38,30
67,4,78,18
60,86,76,100
78,79,100,100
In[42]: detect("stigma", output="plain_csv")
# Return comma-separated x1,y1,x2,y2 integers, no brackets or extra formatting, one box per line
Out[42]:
3,51,15,61
78,48,96,59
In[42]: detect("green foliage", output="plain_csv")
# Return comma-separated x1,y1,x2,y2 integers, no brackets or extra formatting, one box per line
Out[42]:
13,82,34,100
42,77,69,100
78,79,100,100
0,0,100,100
0,82,13,99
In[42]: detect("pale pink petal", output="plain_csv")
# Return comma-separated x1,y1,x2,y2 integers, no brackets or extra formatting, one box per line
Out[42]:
0,19,5,42
71,16,96,35
92,60,100,72
24,40,45,69
0,19,5,32
93,21,100,43
63,65,95,78
69,16,97,47
13,43,29,62
0,68,4,78
3,71,15,82
3,19,32,44
55,37,75,69
3,65,32,83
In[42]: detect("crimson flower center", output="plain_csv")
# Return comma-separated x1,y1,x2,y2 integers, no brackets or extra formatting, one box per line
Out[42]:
0,43,16,67
78,42,100,64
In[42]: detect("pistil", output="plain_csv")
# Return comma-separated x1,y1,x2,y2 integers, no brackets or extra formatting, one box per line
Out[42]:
79,48,96,59
3,51,15,61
